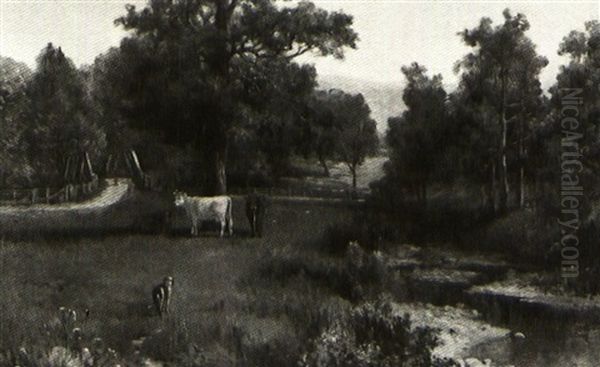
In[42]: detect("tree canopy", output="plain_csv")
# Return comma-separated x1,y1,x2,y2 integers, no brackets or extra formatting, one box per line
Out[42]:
109,0,358,194
454,9,547,211
0,57,33,187
384,63,447,204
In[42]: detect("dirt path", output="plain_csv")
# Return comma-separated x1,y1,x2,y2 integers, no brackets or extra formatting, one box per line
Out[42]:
0,179,135,235
0,179,131,214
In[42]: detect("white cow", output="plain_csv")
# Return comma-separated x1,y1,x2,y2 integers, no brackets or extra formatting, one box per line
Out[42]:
174,191,233,237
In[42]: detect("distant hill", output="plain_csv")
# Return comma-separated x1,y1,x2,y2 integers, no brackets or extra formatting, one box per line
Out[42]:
317,74,404,134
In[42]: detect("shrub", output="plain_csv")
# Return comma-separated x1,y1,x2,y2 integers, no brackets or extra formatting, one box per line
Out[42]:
466,209,557,265
321,221,380,256
0,307,123,367
299,296,458,367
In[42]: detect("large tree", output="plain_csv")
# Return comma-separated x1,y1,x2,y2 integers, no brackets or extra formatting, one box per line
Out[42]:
114,0,358,194
456,9,546,212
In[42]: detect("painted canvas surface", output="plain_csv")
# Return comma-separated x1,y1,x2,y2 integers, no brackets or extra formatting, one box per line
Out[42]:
1,1,600,366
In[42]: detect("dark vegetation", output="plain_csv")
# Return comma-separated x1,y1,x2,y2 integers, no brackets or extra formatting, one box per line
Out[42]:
3,1,600,364
371,14,600,295
0,0,379,194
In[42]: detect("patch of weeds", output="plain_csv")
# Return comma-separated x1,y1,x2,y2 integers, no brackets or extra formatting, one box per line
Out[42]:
299,296,459,367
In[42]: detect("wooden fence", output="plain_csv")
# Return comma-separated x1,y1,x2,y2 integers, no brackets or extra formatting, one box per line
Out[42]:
228,186,369,200
136,171,369,200
0,176,100,206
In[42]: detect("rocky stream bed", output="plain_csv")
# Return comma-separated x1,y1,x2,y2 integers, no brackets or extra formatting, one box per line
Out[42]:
385,244,600,366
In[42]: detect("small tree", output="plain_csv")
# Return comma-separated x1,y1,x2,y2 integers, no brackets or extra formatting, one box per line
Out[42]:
456,9,544,212
328,90,379,191
297,89,346,177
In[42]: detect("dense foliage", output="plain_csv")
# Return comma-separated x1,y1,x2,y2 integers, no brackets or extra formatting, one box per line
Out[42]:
106,0,358,194
373,11,600,294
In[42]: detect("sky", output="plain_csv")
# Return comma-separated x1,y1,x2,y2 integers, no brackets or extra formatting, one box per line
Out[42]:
1,0,599,93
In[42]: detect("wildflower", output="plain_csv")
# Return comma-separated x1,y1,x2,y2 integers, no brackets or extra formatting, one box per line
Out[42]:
81,348,94,367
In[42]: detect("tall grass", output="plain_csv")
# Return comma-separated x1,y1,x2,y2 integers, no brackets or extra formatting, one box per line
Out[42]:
0,199,366,366
0,194,457,366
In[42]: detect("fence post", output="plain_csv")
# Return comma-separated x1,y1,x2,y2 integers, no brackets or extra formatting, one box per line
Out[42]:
46,187,50,204
12,190,17,205
31,188,38,204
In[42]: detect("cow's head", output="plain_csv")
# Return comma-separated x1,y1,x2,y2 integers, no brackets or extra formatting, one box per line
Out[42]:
173,191,186,206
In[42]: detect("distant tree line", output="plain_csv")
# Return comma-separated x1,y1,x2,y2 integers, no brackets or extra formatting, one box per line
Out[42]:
0,45,106,188
0,0,379,193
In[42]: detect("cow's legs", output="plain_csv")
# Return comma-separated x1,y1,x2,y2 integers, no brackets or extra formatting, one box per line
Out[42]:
219,220,225,238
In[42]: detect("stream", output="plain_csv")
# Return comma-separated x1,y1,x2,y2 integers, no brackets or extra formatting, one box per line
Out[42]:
389,245,600,366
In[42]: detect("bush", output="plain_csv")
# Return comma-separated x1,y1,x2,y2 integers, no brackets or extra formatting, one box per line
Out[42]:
465,209,558,265
321,220,380,256
299,296,458,367
254,241,388,303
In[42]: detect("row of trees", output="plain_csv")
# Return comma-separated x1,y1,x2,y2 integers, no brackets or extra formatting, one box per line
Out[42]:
0,46,106,188
379,11,600,217
0,0,379,192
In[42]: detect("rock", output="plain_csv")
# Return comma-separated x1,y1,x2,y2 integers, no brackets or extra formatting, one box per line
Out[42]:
509,331,526,340
143,358,163,367
131,336,146,349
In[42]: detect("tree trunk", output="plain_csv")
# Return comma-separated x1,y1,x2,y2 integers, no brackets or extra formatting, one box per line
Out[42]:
488,160,497,213
203,0,233,195
318,155,330,177
351,167,357,192
517,119,525,208
519,166,525,208
516,87,527,209
498,71,509,212
214,148,227,195
204,130,228,195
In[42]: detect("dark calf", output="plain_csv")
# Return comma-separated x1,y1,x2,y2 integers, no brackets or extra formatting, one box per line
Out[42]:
245,194,266,237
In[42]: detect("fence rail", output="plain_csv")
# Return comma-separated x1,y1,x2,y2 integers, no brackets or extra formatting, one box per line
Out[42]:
228,186,369,200
0,177,100,206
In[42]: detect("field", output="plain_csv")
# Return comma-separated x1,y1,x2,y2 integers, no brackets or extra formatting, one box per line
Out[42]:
0,196,361,365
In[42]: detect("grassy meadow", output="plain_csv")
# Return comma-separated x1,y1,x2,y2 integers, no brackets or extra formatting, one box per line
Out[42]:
0,197,365,366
